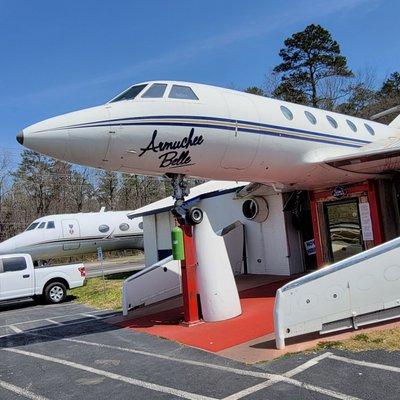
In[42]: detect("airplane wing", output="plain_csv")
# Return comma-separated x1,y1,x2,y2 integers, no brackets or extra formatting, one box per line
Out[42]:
323,136,400,174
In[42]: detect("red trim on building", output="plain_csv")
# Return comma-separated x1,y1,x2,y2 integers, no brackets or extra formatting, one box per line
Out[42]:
367,180,383,245
309,192,324,267
310,181,383,268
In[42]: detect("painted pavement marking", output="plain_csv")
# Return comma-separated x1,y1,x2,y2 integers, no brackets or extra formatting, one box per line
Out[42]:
0,379,49,400
3,348,217,400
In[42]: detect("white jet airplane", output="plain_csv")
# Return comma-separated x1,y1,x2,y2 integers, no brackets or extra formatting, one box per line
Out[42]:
0,209,143,261
17,81,400,193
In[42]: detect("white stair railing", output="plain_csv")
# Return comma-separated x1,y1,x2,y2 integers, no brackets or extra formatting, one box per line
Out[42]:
275,236,400,349
122,256,181,316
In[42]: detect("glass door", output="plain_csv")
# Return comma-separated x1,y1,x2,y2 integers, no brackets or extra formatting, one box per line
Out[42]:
324,199,364,263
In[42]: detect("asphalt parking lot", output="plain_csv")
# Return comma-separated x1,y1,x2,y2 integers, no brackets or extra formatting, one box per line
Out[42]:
1,299,400,399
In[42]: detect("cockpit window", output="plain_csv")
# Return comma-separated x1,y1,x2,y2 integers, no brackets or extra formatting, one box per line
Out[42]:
169,85,199,100
38,222,46,229
47,221,55,229
109,84,147,103
142,83,167,98
26,222,39,231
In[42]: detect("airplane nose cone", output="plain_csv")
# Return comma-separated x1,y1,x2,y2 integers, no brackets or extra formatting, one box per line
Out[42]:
16,130,24,145
19,105,112,169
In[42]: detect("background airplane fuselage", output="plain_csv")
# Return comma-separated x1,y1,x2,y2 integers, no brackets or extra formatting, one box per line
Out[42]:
21,81,400,190
0,211,143,261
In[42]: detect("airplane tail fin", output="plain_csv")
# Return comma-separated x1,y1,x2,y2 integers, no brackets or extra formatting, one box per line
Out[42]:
389,113,400,129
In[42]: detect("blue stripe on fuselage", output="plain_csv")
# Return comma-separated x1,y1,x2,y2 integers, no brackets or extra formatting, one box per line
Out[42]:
61,120,363,148
36,115,370,148
58,114,371,145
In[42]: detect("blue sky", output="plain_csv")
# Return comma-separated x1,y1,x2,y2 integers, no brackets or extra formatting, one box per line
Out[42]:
0,0,398,161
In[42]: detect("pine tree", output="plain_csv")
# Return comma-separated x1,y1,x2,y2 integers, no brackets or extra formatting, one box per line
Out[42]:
273,24,353,107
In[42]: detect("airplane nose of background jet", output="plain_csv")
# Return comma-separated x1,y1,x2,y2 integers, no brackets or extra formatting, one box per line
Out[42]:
0,238,16,255
16,130,24,145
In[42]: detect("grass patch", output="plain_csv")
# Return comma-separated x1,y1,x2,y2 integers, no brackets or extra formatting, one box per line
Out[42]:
313,328,400,352
70,272,133,310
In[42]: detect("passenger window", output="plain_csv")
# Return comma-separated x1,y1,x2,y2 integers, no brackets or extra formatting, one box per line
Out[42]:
304,111,317,125
47,221,55,229
110,84,147,102
38,222,46,229
119,223,130,231
326,115,338,129
346,120,357,132
169,85,199,100
2,257,27,273
280,105,293,121
142,83,167,98
365,123,375,135
99,224,110,233
26,222,39,231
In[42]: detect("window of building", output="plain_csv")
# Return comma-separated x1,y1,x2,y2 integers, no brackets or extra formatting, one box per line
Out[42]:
346,119,357,132
326,115,338,129
47,221,55,229
169,85,199,100
365,123,375,135
26,222,39,231
38,222,46,229
119,223,130,232
138,222,143,230
98,225,110,233
141,83,167,98
2,257,27,273
280,105,294,121
110,84,147,102
305,111,317,125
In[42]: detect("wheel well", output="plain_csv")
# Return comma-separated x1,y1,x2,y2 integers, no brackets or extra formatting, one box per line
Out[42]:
43,278,69,294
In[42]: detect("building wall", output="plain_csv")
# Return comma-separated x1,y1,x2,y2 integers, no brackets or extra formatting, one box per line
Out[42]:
143,186,304,276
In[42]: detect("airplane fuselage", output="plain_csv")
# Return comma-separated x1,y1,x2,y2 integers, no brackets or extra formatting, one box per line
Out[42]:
0,211,143,261
20,81,400,190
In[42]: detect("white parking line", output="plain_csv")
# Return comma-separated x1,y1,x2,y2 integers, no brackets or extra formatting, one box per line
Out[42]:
0,314,114,338
0,311,116,329
223,352,362,400
50,336,272,379
4,325,371,400
45,319,62,325
223,381,275,400
329,354,400,374
8,325,23,333
4,348,217,400
284,352,333,378
0,379,49,400
24,334,362,400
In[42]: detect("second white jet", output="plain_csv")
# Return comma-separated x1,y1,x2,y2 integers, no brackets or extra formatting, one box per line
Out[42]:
0,210,143,262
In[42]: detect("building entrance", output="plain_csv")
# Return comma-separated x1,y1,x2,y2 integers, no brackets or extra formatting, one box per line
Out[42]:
310,181,383,268
324,198,364,263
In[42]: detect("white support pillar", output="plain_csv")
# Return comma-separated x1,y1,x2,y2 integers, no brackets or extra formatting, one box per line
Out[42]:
194,210,242,322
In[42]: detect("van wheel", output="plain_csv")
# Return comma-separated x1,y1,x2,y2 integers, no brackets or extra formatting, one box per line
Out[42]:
44,282,67,304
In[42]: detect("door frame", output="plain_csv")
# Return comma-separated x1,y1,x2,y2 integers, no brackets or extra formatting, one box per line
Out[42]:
310,180,383,268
